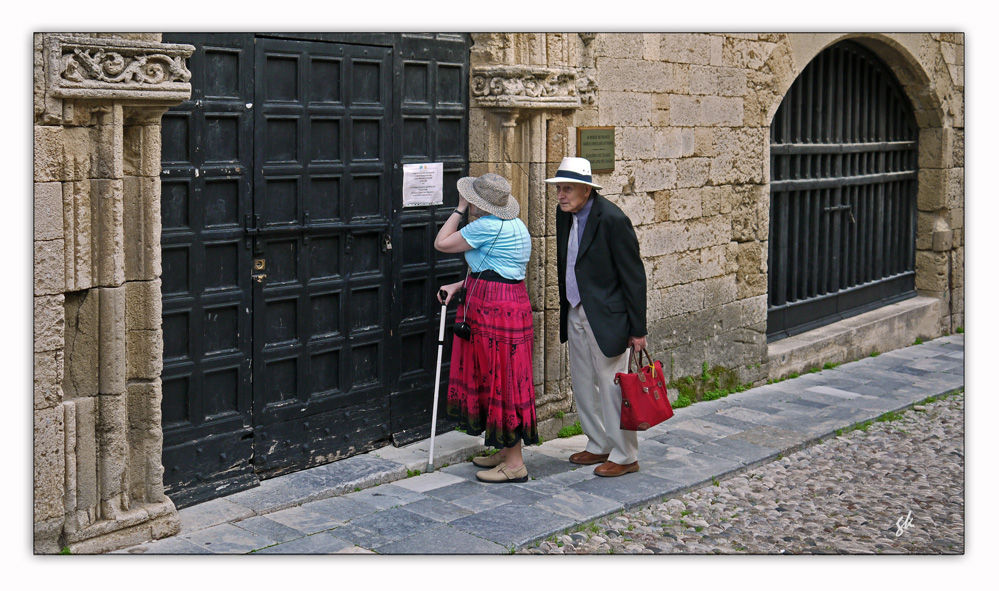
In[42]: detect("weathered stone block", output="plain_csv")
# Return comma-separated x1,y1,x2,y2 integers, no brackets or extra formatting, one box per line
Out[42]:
917,168,947,211
124,176,162,281
946,167,964,210
35,182,64,241
701,185,735,217
99,286,127,395
98,393,129,518
598,91,654,126
637,220,688,257
952,246,964,289
72,396,99,527
688,215,732,250
64,125,97,181
660,34,718,66
915,250,949,292
650,250,701,287
737,273,767,300
93,178,125,287
34,294,65,353
64,289,100,399
124,279,163,332
593,34,645,58
619,126,659,160
703,274,737,308
126,328,163,381
34,405,66,523
596,57,675,93
665,188,702,220
932,229,953,252
607,193,656,227
34,238,66,296
699,244,728,280
668,95,700,127
632,159,677,192
64,180,93,291
123,124,162,177
34,125,64,182
92,105,125,180
722,37,778,70
676,158,710,188
34,349,64,410
689,65,747,97
711,127,766,185
701,96,744,126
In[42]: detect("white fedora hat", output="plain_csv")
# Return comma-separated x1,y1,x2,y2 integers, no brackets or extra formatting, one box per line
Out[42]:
544,157,602,189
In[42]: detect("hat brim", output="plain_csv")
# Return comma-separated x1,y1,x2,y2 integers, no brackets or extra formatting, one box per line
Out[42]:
457,176,520,220
543,175,603,190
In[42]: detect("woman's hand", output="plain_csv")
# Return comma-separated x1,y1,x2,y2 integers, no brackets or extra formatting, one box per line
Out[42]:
437,280,465,305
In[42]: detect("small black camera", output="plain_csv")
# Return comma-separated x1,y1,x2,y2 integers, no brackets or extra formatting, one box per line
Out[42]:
453,321,472,341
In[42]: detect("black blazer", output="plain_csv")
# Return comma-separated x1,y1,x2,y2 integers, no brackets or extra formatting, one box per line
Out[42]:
557,192,648,358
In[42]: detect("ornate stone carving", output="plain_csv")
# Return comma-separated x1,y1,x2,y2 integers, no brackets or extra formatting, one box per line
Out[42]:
45,36,194,103
471,65,591,110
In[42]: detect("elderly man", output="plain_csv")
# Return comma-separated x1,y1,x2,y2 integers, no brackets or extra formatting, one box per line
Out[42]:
547,157,648,477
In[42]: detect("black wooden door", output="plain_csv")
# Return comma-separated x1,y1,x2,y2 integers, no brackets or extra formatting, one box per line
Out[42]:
160,34,257,505
160,33,469,504
250,38,397,475
767,41,918,341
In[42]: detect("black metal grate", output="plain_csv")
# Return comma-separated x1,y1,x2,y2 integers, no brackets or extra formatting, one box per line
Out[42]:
767,41,919,341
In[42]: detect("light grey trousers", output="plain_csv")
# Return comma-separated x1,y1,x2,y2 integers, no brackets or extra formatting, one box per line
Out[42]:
567,303,639,465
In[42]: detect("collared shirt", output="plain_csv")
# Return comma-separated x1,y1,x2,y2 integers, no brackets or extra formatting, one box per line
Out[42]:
572,196,595,248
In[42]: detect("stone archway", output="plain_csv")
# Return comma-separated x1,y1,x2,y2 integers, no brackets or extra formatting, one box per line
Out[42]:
757,33,963,375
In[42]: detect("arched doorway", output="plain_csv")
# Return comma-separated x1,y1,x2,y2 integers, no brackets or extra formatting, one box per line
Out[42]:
767,40,919,341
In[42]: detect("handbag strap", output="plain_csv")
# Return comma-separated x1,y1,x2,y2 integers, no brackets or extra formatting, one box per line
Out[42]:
626,347,659,381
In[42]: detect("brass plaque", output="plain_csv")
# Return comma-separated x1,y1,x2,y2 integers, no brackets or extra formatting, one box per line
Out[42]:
576,127,615,173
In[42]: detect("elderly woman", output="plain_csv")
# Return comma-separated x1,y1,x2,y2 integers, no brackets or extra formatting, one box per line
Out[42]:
434,172,537,483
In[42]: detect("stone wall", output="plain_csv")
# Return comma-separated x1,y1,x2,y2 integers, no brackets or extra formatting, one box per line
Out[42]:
33,33,192,553
469,32,964,425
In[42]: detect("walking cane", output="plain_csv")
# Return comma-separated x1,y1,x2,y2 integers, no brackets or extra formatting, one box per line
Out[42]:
426,289,448,473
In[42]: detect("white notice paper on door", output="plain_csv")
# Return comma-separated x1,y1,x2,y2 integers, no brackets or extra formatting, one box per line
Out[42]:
402,162,444,207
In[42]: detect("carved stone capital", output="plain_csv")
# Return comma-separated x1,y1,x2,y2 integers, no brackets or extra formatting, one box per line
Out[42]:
44,35,194,104
471,65,596,110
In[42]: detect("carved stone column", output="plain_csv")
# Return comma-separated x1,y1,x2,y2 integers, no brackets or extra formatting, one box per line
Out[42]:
468,37,597,438
34,33,193,553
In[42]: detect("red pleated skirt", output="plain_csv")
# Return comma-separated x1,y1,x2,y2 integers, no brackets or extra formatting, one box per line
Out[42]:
446,276,539,448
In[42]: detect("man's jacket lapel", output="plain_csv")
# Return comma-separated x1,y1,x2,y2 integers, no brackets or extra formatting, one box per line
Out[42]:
577,194,602,259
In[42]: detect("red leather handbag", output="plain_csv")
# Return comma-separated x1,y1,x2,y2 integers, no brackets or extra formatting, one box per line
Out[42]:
615,348,674,431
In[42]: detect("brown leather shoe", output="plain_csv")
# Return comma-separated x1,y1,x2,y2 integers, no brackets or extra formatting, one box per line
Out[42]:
569,451,610,465
594,461,640,477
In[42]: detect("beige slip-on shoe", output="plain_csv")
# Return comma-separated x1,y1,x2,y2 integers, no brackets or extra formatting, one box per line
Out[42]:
475,462,529,483
472,453,504,468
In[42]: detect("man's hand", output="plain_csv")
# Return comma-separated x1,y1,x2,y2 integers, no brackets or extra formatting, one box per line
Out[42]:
629,335,647,354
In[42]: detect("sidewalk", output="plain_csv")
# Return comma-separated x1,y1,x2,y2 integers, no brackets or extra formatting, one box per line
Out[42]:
116,334,964,554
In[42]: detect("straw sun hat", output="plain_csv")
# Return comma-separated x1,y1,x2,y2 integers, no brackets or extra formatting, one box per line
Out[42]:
543,156,603,189
456,172,520,220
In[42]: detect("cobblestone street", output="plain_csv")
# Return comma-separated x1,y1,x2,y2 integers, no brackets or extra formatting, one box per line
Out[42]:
522,392,964,555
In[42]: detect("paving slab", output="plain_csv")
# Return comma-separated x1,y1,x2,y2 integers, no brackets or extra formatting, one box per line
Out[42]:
263,504,345,535
348,483,427,510
231,515,308,543
400,497,476,523
344,506,443,542
689,437,780,466
253,532,353,554
176,497,257,535
180,523,278,554
449,504,577,548
301,495,380,522
374,525,508,554
568,471,679,509
532,488,624,521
